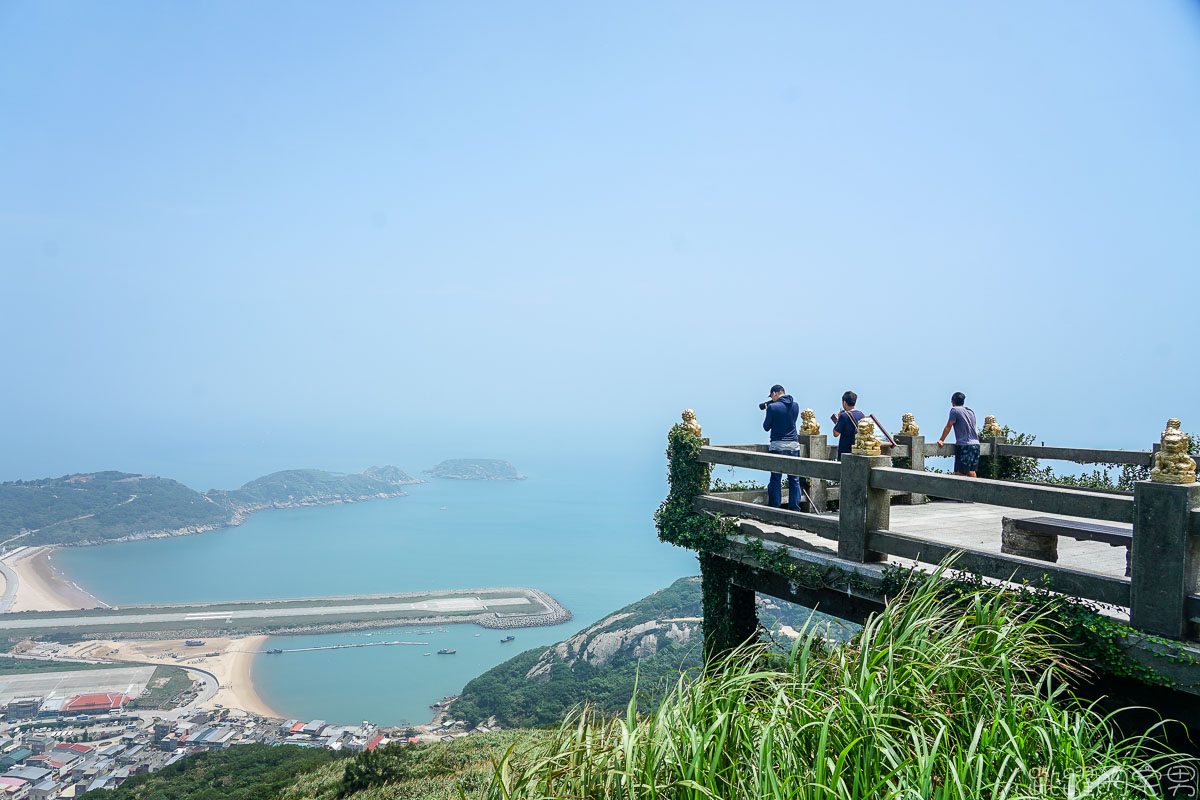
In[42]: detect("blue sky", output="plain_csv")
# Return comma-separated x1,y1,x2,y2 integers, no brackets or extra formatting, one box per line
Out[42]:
2,2,1198,486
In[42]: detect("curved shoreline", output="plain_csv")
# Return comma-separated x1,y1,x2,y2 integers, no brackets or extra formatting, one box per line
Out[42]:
1,548,283,718
1,550,570,722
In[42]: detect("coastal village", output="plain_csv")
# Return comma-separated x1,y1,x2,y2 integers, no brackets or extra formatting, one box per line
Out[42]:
0,686,486,798
0,518,521,798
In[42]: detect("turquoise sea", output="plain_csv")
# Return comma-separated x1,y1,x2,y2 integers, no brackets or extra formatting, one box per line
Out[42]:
51,458,698,725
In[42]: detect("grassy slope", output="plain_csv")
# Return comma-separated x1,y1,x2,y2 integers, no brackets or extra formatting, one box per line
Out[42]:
0,656,131,674
280,732,535,800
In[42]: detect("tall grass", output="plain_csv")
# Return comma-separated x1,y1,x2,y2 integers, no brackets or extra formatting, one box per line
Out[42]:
476,571,1194,799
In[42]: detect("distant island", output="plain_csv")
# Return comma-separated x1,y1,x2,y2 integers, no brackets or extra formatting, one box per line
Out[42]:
0,466,423,547
424,459,525,481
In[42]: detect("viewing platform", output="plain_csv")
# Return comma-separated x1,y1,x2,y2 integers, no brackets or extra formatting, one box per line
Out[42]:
660,411,1200,708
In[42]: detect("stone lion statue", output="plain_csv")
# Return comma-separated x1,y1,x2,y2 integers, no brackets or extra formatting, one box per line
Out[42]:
1151,418,1196,484
899,413,919,436
681,409,702,438
799,408,820,435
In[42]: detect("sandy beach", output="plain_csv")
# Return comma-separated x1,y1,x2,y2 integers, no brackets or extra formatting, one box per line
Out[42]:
4,546,103,612
2,548,283,719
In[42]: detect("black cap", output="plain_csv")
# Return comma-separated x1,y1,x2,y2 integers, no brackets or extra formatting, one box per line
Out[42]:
770,384,784,394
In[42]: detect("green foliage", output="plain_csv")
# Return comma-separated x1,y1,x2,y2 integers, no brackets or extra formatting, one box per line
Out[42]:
979,426,1197,491
125,665,194,710
479,574,1195,799
654,424,732,552
1,466,415,546
339,744,425,796
977,426,1041,481
279,731,536,800
0,656,128,675
0,472,231,546
82,744,341,800
880,564,1200,689
208,467,417,509
709,477,765,492
424,459,522,480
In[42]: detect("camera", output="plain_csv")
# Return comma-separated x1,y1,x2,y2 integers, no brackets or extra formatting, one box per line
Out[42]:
759,400,772,411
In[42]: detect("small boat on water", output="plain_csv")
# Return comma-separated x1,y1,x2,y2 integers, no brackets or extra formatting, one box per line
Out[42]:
440,506,448,510
500,636,515,643
423,652,432,656
473,634,480,637
437,648,456,655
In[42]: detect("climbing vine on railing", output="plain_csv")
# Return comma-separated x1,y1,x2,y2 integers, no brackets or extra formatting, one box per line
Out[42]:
655,423,734,553
738,537,873,594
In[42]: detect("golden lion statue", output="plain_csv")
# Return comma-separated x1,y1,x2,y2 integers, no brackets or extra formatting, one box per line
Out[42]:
799,408,820,435
1151,418,1196,484
851,417,882,456
681,409,702,438
982,415,1003,437
899,413,919,436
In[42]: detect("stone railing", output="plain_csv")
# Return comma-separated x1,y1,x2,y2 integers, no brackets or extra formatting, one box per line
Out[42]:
689,418,1199,641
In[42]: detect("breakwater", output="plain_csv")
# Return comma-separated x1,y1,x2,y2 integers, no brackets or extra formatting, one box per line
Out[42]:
477,588,572,629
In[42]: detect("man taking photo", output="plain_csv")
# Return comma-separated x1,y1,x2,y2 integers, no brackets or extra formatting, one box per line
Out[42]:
762,384,801,511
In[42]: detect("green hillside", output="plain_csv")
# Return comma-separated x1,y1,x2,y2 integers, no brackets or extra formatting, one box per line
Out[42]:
424,459,524,480
1,466,419,546
208,466,420,510
0,472,230,546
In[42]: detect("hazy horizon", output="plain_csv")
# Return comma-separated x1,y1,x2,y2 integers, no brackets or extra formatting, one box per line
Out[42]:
4,2,1199,486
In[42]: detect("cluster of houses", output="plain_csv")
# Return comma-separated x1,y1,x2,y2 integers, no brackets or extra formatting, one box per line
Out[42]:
0,697,413,798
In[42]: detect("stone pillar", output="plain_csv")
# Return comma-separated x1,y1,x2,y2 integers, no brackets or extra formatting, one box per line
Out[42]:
981,435,1005,479
1001,517,1058,562
894,434,925,505
699,553,759,661
1129,481,1200,639
798,433,828,512
838,453,890,563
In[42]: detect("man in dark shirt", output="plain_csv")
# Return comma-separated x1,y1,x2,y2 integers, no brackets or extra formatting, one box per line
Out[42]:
936,391,980,476
762,384,801,511
831,390,865,459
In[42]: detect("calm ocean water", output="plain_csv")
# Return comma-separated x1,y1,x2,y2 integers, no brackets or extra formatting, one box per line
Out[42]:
52,461,698,725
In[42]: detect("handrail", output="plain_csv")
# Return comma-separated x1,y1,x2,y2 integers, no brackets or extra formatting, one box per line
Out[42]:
694,495,840,540
866,529,1130,607
869,467,1135,524
687,435,1199,646
698,446,842,481
993,444,1154,467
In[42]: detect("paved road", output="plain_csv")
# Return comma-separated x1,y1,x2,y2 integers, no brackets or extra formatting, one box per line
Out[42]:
0,595,535,632
0,555,17,613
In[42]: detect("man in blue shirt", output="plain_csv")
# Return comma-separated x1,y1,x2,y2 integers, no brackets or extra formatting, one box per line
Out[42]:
831,390,865,459
936,391,980,476
762,384,801,511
